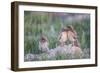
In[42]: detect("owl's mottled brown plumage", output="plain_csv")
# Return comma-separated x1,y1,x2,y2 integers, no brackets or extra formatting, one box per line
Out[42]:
58,27,68,46
67,25,77,43
58,25,79,47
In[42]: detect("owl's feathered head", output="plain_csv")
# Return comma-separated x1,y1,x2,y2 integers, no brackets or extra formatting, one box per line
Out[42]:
40,35,48,42
61,27,68,32
67,25,74,31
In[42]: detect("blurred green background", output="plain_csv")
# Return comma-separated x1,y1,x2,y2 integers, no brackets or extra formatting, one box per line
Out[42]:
24,11,90,56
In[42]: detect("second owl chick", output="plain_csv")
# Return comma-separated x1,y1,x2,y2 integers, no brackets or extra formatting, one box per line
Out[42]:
39,35,49,53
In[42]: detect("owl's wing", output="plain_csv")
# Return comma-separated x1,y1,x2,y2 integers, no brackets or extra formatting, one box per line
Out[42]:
71,30,77,39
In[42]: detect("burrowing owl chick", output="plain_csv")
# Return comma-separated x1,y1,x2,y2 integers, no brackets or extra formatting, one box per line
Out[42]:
39,35,49,53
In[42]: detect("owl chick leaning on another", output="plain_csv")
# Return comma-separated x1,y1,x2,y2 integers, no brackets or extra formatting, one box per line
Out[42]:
58,25,77,46
39,35,49,53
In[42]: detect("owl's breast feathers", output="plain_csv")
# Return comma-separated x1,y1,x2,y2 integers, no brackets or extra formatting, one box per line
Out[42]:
59,31,68,42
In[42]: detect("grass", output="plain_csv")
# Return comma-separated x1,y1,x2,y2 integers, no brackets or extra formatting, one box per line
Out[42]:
24,11,90,61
